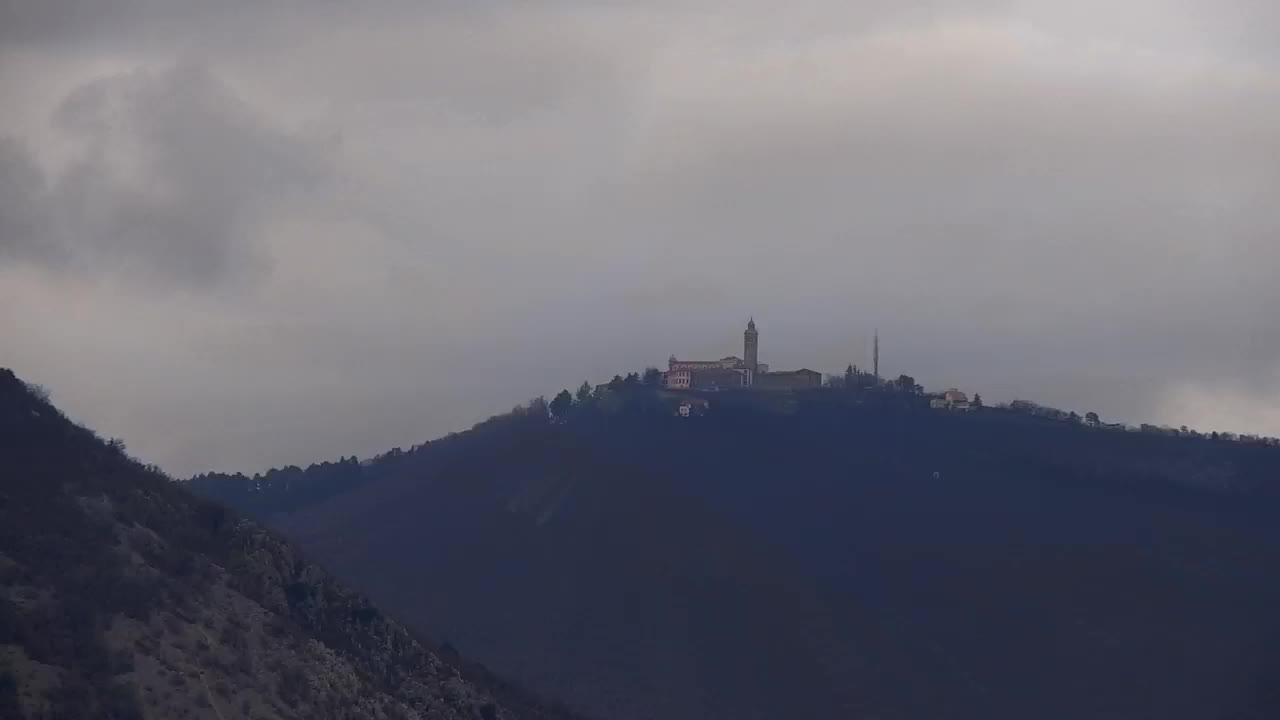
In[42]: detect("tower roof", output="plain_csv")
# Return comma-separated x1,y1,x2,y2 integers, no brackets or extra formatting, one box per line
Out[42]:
746,317,757,333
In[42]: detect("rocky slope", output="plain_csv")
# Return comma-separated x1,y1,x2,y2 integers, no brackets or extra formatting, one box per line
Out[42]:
0,369,585,720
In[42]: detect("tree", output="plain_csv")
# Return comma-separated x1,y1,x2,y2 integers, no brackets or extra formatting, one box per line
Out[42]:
607,375,624,391
624,372,640,386
642,367,662,387
1085,411,1100,427
526,396,549,420
549,390,573,422
23,382,51,403
575,382,593,404
844,364,855,389
895,374,916,393
972,394,983,408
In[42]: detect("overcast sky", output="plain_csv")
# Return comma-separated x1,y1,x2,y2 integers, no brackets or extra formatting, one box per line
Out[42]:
2,1,1278,476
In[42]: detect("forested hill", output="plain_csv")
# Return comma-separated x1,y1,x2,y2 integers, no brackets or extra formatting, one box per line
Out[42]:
0,368,588,720
192,384,1280,521
187,384,1280,720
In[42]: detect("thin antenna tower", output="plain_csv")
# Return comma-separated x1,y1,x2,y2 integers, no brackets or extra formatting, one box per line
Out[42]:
873,329,880,379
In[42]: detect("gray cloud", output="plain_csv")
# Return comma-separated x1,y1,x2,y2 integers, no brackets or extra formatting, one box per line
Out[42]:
0,138,52,263
3,62,331,288
2,1,1279,475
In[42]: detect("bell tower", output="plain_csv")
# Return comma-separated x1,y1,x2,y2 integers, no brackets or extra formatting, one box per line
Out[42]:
744,318,759,376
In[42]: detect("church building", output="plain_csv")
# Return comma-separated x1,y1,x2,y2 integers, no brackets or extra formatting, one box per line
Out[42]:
663,320,821,391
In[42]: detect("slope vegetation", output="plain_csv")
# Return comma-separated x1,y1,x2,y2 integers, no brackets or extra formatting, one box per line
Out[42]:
194,387,1280,720
0,369,585,720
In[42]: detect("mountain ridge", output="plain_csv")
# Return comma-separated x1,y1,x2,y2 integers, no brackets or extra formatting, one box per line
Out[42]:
190,385,1280,720
0,368,590,720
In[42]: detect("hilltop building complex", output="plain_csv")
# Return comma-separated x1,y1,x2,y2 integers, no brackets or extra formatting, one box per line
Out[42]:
663,320,822,392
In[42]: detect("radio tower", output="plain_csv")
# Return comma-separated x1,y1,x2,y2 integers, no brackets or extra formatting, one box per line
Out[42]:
873,329,880,379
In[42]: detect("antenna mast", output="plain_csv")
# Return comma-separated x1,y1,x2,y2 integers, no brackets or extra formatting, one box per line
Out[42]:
873,329,880,379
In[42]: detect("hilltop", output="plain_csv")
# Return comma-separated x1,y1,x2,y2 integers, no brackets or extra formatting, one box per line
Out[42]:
0,368,587,720
189,382,1280,720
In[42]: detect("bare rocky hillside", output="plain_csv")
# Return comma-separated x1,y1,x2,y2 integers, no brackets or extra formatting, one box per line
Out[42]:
0,368,585,720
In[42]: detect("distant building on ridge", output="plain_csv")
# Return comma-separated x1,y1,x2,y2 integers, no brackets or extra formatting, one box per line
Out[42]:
931,388,972,411
663,319,821,392
754,368,823,391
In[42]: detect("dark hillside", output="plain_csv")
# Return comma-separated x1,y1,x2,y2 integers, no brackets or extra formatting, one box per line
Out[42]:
0,368,587,720
194,388,1280,720
575,397,1280,719
275,414,864,719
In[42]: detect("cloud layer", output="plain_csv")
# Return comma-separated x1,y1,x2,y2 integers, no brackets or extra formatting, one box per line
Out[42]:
2,63,330,287
2,1,1278,474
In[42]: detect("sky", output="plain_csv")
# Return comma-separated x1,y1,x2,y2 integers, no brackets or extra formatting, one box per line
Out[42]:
2,1,1279,476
